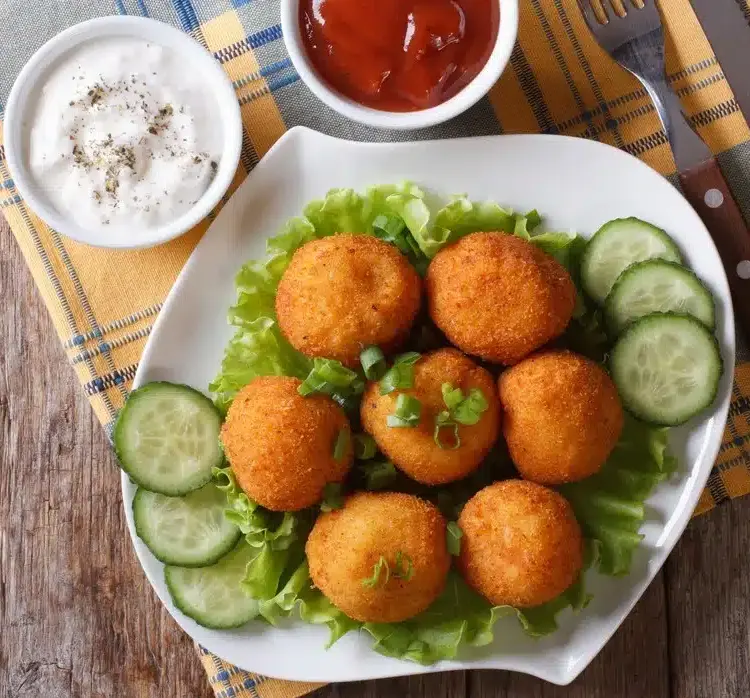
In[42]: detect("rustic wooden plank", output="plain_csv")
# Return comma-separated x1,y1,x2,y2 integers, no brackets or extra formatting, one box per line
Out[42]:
666,497,750,698
312,672,467,698
468,573,670,697
0,217,212,698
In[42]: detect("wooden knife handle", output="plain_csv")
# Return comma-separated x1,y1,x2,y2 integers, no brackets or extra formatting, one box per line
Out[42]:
679,158,750,340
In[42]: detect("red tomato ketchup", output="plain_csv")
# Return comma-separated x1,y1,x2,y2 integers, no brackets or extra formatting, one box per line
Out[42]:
299,0,500,112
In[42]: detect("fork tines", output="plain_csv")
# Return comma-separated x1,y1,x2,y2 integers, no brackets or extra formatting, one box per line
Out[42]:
580,0,653,26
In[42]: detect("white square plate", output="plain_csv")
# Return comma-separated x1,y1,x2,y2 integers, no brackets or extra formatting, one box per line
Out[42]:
123,126,734,685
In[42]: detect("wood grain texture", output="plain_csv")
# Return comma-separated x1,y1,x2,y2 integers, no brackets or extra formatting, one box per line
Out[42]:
2,212,750,698
466,575,669,698
0,217,212,698
666,501,750,698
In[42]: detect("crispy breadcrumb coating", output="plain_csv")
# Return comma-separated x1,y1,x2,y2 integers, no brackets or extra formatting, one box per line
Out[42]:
498,350,624,484
276,234,422,367
426,232,576,365
458,480,583,607
360,348,501,485
306,492,450,622
221,376,352,511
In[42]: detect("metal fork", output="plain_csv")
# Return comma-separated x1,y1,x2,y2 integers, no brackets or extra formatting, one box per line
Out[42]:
578,0,750,336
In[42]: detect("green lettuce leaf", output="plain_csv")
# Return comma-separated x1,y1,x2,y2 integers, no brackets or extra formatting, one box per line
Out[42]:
298,584,362,647
258,559,312,624
362,572,504,665
561,417,677,576
530,231,586,270
214,467,307,602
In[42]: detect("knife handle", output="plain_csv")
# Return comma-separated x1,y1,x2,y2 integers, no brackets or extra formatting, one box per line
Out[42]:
679,158,750,340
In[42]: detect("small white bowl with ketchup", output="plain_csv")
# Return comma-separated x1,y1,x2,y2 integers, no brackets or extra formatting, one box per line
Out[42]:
281,0,519,130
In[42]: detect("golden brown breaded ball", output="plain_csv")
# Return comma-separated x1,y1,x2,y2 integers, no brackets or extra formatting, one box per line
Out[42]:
458,480,583,607
426,232,576,365
360,348,501,485
498,350,624,484
220,376,352,511
275,234,422,367
306,492,450,622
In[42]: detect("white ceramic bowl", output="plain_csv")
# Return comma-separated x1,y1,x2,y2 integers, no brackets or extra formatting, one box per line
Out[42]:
280,0,519,130
4,16,242,249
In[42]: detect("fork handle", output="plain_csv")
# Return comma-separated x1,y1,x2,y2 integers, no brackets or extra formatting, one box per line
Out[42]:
679,158,750,339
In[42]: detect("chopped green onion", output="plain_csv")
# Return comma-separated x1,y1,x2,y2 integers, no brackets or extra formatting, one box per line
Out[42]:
299,358,361,397
361,556,390,588
379,352,421,395
454,388,489,426
433,385,489,448
440,383,489,426
433,413,460,450
333,427,350,461
360,460,398,490
379,365,407,395
354,433,378,460
361,551,413,588
441,383,464,411
360,346,387,381
387,394,421,428
447,522,463,556
299,359,365,414
394,352,422,366
392,551,414,581
320,483,344,512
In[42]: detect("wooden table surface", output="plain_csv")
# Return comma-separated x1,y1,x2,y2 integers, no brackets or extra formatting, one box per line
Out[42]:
2,214,749,698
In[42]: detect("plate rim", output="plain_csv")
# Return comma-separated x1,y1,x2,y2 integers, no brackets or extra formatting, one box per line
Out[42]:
122,126,735,686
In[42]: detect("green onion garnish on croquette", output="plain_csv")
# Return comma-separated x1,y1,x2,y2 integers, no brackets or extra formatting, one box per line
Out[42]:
360,345,387,380
447,522,463,556
299,358,363,397
297,358,365,412
433,384,490,449
442,383,489,425
433,416,460,450
387,394,422,427
379,352,421,395
332,427,350,461
361,551,415,589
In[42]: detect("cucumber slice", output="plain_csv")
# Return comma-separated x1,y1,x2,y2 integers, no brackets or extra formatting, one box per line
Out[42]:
114,382,223,496
165,540,260,629
133,483,241,567
605,260,715,335
581,218,682,305
610,313,722,426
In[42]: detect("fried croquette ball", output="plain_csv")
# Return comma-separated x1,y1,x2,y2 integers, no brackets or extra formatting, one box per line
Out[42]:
458,480,583,607
275,234,422,367
305,492,450,622
360,348,500,485
498,350,624,484
220,376,352,512
426,232,576,364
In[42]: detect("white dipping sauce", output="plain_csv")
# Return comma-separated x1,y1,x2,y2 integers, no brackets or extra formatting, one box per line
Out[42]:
27,37,223,233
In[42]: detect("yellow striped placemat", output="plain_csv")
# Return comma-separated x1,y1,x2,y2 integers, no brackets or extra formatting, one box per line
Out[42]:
1,0,749,695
